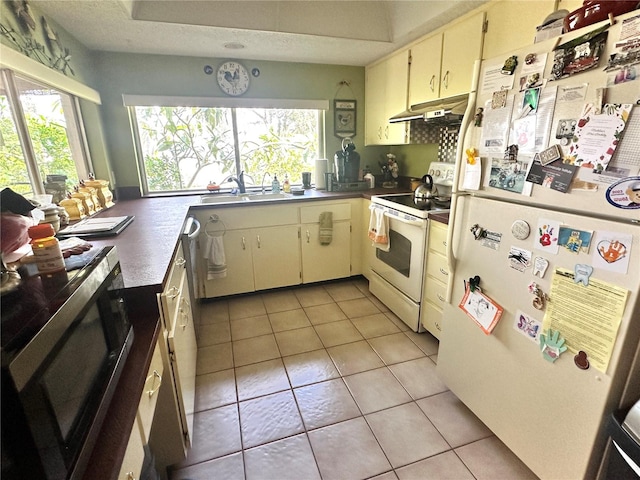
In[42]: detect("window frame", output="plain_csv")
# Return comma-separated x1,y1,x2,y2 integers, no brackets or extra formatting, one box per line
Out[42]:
125,96,328,196
1,68,93,197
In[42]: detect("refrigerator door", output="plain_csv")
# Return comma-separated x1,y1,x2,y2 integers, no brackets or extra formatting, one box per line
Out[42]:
456,11,640,224
437,195,640,479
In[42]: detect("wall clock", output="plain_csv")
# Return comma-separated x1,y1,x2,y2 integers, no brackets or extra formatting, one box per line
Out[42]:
216,61,250,96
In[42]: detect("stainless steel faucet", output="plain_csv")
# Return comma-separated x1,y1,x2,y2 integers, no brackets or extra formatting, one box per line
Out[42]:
261,172,271,194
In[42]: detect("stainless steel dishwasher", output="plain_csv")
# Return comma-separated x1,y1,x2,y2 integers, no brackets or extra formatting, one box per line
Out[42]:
180,215,201,336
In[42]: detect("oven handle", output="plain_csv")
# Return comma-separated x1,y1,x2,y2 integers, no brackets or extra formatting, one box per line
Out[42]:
382,211,424,227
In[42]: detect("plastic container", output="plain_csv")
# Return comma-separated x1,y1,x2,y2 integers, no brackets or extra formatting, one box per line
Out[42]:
28,223,65,274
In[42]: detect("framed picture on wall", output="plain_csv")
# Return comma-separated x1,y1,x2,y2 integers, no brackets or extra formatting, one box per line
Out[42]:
334,99,356,138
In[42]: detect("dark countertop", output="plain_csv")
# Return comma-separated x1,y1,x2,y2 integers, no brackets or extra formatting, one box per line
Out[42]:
81,186,409,479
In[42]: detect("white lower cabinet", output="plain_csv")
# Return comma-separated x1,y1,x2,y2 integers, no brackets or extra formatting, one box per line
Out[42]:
151,250,198,477
300,203,351,283
253,225,302,289
119,338,164,480
119,416,145,480
197,201,355,298
421,220,449,339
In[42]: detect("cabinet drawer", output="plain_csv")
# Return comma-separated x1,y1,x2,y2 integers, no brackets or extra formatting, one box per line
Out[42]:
428,221,448,255
426,251,449,284
424,277,447,308
300,203,351,223
138,339,164,443
119,417,144,480
420,300,443,340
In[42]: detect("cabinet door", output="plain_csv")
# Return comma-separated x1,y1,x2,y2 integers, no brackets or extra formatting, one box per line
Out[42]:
167,273,197,449
440,12,485,98
202,229,254,298
252,225,301,290
301,221,351,283
365,61,386,145
409,33,443,105
483,1,555,59
119,417,144,480
384,50,409,144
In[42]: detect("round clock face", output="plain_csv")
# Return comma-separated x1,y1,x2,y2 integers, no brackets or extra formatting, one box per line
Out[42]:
217,61,250,96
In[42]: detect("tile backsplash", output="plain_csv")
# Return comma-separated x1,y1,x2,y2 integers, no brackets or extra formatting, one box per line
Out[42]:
409,120,460,163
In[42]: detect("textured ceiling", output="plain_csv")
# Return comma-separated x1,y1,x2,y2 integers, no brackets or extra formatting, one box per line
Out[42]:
33,0,489,66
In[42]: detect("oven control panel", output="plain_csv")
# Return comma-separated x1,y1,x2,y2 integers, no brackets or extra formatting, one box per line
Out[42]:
428,162,455,186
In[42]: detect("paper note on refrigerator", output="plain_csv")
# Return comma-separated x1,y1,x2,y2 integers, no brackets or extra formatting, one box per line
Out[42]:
542,268,628,372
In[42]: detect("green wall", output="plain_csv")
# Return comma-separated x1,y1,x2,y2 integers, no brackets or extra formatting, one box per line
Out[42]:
92,52,374,194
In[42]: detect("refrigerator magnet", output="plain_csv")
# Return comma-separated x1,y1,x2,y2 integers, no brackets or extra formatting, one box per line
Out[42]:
459,287,504,335
540,329,567,363
606,176,640,210
511,220,530,240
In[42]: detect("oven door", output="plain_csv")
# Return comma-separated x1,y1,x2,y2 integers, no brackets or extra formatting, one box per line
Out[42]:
369,212,427,302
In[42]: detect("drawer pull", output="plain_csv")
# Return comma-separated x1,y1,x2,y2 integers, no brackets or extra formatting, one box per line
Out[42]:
257,235,261,248
146,370,162,398
429,74,436,92
439,267,449,276
242,236,246,250
442,241,447,247
180,309,189,330
175,257,186,267
437,293,445,302
166,286,180,299
435,321,441,331
306,230,310,243
126,473,137,480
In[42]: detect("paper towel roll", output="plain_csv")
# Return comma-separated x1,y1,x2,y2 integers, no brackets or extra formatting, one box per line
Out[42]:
315,159,328,189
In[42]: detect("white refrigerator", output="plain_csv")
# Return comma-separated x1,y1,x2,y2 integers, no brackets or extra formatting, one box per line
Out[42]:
437,11,640,480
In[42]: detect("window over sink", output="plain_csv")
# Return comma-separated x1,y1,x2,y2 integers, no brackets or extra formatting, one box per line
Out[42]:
126,96,326,194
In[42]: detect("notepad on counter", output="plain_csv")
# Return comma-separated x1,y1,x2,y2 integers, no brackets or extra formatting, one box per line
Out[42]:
57,216,134,237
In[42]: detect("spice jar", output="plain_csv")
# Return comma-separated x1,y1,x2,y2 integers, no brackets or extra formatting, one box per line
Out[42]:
28,223,65,274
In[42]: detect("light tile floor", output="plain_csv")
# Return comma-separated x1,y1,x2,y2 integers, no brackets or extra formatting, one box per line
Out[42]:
170,278,539,480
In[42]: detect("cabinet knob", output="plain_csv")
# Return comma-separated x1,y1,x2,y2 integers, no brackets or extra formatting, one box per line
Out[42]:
256,235,261,248
175,257,186,267
126,473,137,480
437,293,445,302
439,267,449,276
166,286,180,299
242,236,246,250
306,230,310,243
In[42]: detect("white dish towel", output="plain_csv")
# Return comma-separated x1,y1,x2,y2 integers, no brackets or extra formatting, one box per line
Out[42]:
205,235,228,280
368,205,390,252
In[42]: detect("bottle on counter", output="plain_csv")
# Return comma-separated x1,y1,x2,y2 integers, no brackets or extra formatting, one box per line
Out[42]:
363,165,375,189
28,223,65,274
283,174,291,193
272,174,281,193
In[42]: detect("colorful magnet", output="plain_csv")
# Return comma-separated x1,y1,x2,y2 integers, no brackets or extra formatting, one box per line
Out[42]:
574,264,594,286
574,351,590,370
525,53,537,65
605,176,640,210
470,224,486,240
502,55,518,75
533,257,549,278
540,329,567,363
528,282,548,310
511,220,531,240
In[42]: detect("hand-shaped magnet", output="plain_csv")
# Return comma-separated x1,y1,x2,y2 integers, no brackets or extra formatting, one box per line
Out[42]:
540,329,567,363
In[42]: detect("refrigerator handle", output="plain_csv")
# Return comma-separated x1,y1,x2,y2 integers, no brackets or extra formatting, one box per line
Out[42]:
445,59,481,304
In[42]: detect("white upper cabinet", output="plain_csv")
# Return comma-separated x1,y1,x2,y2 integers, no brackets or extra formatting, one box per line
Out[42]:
409,12,485,105
365,49,409,146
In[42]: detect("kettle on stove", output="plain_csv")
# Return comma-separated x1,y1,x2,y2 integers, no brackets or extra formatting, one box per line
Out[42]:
413,174,438,208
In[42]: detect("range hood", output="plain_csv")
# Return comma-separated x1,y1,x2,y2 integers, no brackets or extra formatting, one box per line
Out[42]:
389,93,469,124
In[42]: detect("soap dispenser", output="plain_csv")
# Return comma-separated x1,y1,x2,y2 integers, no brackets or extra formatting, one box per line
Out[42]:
283,174,291,193
272,174,281,193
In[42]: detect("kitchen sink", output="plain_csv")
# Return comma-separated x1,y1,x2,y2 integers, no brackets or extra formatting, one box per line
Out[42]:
200,192,291,204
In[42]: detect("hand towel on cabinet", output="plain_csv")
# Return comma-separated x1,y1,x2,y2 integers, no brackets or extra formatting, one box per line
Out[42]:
204,235,227,279
319,212,333,245
368,205,389,252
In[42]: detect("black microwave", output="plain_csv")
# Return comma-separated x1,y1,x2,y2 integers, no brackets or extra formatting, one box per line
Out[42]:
1,246,133,480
